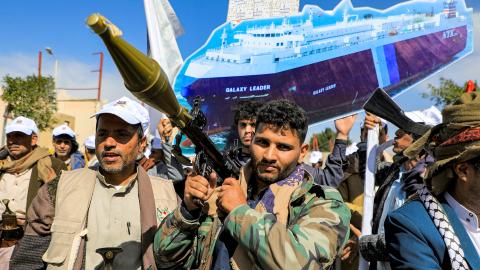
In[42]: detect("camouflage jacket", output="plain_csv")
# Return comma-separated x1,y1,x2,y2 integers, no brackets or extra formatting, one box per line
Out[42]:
154,167,351,270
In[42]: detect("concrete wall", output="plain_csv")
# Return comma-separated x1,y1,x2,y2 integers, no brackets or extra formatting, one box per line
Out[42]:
37,91,103,151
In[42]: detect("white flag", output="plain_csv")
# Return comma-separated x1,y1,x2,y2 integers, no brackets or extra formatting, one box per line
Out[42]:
144,0,184,135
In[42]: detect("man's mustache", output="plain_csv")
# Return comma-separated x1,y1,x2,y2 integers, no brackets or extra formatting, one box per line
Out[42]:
101,150,122,157
7,144,21,149
257,160,279,169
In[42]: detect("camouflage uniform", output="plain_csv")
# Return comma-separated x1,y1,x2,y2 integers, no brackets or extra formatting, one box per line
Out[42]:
154,165,351,269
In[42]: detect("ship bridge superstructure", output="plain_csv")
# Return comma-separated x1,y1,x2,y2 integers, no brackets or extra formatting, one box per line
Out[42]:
193,0,467,79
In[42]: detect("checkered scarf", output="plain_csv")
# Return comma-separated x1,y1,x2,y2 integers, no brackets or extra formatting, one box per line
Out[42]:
417,186,470,269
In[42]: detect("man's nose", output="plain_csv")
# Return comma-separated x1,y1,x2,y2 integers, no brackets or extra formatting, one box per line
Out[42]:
263,145,277,162
103,136,117,148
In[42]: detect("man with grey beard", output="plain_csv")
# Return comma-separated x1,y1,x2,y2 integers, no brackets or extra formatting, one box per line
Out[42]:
11,97,179,270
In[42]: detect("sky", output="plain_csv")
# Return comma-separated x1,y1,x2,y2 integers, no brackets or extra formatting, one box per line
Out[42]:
0,0,479,141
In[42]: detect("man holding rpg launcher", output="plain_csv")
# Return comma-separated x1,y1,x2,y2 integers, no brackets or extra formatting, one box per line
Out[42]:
154,100,352,270
84,13,352,270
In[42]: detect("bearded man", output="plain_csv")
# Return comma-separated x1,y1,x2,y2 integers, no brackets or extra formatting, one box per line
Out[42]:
154,99,351,269
11,97,178,270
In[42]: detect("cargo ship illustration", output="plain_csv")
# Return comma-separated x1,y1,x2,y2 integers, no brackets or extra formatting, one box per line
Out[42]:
175,0,473,133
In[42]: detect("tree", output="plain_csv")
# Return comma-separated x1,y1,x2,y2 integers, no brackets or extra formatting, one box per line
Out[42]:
309,128,336,152
310,127,352,152
421,77,478,107
2,75,57,130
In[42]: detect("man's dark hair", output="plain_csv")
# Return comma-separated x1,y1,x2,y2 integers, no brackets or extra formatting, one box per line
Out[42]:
134,124,144,141
256,99,308,143
233,100,261,126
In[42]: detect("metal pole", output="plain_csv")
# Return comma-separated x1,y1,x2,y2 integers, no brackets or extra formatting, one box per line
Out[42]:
98,52,103,101
1,105,12,145
54,59,59,87
359,126,379,270
45,47,58,86
38,51,42,79
93,52,104,101
1,116,8,146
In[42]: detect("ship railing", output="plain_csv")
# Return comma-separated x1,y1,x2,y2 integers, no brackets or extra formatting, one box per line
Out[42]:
206,43,243,53
271,18,451,63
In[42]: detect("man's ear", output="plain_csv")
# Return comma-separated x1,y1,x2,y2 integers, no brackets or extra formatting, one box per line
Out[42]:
298,143,309,163
139,135,147,154
31,133,38,147
453,162,469,183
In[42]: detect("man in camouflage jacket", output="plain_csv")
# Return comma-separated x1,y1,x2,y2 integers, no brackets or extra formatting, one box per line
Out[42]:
154,100,352,269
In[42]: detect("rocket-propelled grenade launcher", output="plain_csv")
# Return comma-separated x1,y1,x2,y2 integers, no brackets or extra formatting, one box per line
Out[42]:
363,88,430,136
86,13,241,191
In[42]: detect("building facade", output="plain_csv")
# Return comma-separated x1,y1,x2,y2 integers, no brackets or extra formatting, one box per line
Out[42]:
0,89,103,153
227,0,299,22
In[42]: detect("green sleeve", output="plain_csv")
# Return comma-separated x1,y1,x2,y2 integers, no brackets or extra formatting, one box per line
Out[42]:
224,193,351,269
154,206,213,269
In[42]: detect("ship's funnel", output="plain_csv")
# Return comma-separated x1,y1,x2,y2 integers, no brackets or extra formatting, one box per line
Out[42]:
86,13,191,128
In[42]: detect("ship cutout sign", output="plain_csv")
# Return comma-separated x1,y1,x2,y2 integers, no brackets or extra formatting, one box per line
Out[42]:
174,0,474,137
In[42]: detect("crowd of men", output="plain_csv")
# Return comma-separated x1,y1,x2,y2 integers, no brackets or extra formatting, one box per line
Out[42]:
0,89,479,270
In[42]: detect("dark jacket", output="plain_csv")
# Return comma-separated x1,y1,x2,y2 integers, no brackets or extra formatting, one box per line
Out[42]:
385,197,480,270
304,139,348,188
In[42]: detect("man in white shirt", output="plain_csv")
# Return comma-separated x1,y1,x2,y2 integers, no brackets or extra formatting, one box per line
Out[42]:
359,107,442,270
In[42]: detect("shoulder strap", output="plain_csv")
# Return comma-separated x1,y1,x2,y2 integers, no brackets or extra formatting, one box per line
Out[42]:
26,164,41,212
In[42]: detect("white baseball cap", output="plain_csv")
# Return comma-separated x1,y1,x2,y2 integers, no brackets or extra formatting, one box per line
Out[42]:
84,135,95,150
52,124,76,138
151,137,163,150
405,106,442,127
95,96,150,135
5,116,39,135
309,151,323,164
